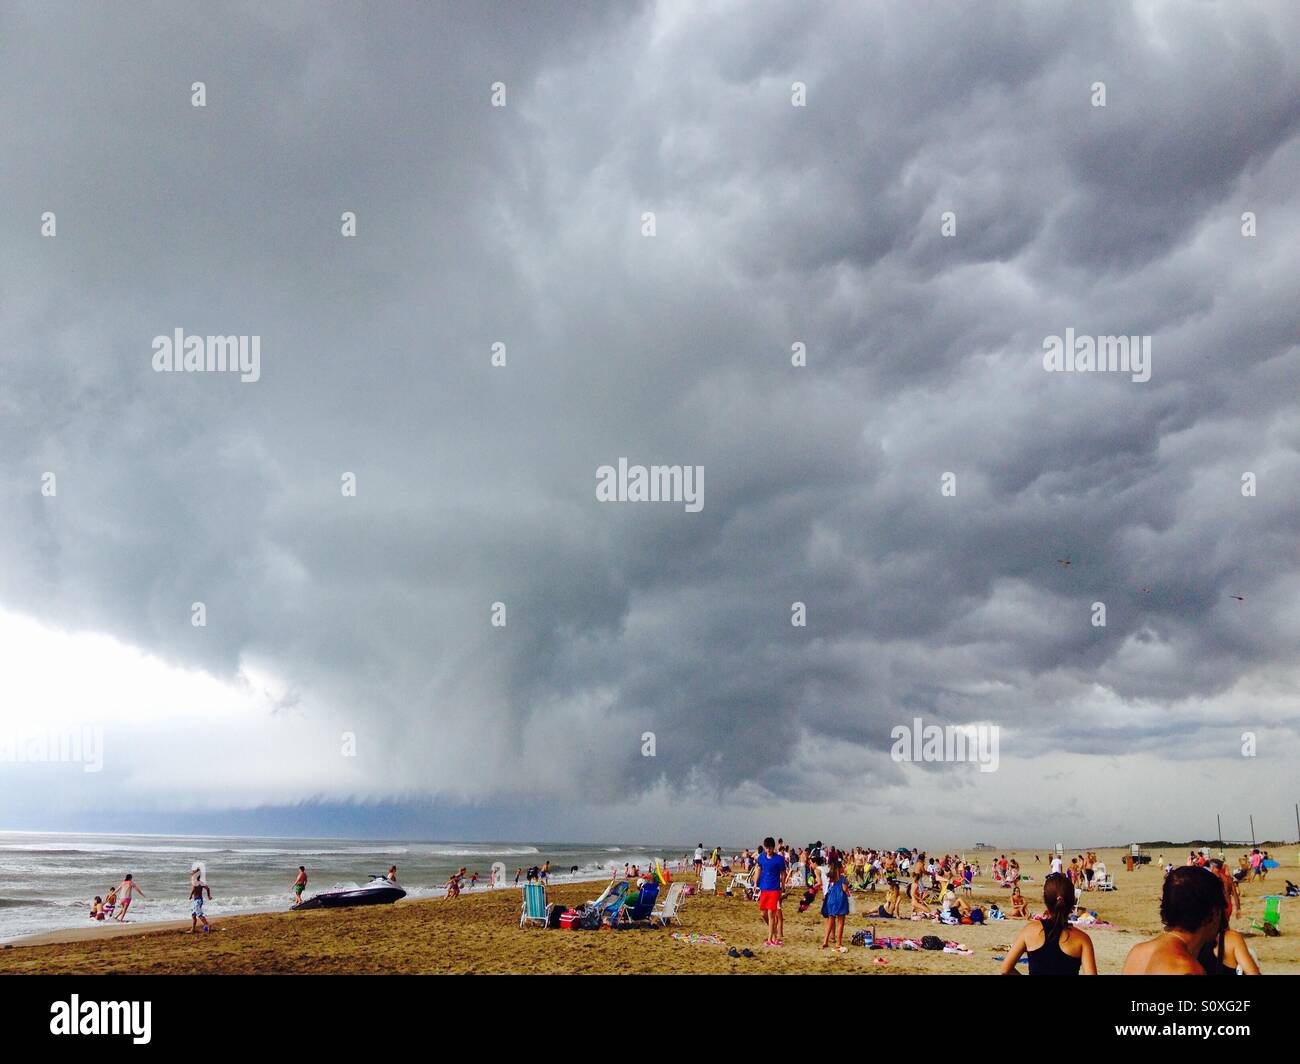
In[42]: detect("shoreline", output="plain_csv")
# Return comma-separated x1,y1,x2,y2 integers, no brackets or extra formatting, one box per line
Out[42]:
2,846,1295,975
1,870,621,949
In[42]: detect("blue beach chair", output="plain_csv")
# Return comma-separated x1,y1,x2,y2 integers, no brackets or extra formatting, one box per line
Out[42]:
520,881,548,928
617,882,660,925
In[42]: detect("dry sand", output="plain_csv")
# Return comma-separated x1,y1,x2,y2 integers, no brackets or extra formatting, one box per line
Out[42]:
2,845,1295,975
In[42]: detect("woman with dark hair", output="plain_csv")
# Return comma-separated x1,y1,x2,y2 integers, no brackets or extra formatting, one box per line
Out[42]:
1122,865,1229,974
999,872,1096,974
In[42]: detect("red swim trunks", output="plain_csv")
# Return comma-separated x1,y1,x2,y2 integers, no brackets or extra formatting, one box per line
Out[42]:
758,890,781,911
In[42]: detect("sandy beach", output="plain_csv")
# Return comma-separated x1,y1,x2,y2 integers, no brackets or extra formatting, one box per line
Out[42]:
2,845,1295,975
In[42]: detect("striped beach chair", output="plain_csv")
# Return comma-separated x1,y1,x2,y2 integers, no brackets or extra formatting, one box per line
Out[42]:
519,881,548,928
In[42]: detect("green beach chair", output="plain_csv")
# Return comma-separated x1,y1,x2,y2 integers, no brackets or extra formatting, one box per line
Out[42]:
1251,895,1281,935
519,881,548,928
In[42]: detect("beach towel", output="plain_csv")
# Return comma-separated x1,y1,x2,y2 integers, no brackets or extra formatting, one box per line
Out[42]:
671,931,725,946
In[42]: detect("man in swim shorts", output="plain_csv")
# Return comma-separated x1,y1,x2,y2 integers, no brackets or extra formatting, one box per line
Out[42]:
292,866,307,906
755,836,787,946
188,878,212,933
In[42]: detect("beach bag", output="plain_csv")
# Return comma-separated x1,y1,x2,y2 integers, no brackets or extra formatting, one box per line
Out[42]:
545,903,565,929
921,935,944,951
558,907,582,930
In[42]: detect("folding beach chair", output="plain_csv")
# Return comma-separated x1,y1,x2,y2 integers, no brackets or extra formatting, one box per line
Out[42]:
650,881,686,927
1252,896,1282,934
699,867,718,894
586,877,619,909
617,882,660,925
1095,865,1116,891
728,870,757,900
519,881,548,928
578,881,629,929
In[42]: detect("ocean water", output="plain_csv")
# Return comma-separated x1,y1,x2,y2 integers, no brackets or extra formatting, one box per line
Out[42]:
0,832,686,942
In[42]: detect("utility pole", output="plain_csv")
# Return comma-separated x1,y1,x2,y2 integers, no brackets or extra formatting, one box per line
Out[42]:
1249,815,1256,847
1294,803,1298,844
1216,814,1222,849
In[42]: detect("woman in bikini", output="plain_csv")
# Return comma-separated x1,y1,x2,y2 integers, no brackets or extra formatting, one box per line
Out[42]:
908,870,930,915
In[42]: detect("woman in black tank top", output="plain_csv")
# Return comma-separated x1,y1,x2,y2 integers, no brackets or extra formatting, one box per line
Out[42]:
1027,918,1083,975
999,873,1097,975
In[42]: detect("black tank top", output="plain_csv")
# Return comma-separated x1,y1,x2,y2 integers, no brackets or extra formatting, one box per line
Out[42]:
1026,919,1082,975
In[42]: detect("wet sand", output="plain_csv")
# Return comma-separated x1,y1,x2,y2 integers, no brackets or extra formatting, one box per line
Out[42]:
2,846,1295,975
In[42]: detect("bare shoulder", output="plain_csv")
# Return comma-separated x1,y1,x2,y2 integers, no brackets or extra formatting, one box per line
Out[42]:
1063,926,1093,950
1121,939,1157,973
1123,937,1202,975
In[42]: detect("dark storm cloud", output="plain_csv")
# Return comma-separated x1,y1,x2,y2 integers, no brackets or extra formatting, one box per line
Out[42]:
1,0,1298,828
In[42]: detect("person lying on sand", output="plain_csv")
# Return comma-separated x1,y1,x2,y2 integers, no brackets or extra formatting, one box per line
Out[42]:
999,873,1096,975
1122,866,1228,975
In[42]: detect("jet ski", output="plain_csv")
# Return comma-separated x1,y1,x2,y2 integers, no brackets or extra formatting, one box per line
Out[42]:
293,875,406,910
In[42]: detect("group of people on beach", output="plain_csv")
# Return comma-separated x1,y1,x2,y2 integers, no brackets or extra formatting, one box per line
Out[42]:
88,873,145,925
726,837,1265,974
89,868,212,934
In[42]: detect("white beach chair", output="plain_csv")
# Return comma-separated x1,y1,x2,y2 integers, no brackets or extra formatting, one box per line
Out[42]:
1095,866,1116,891
699,866,717,894
650,881,686,927
728,870,757,899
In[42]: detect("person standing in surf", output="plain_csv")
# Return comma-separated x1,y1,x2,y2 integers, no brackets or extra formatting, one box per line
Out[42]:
188,877,212,933
292,866,307,906
112,874,146,922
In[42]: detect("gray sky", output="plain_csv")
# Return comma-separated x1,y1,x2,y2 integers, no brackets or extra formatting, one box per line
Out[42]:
1,0,1298,847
